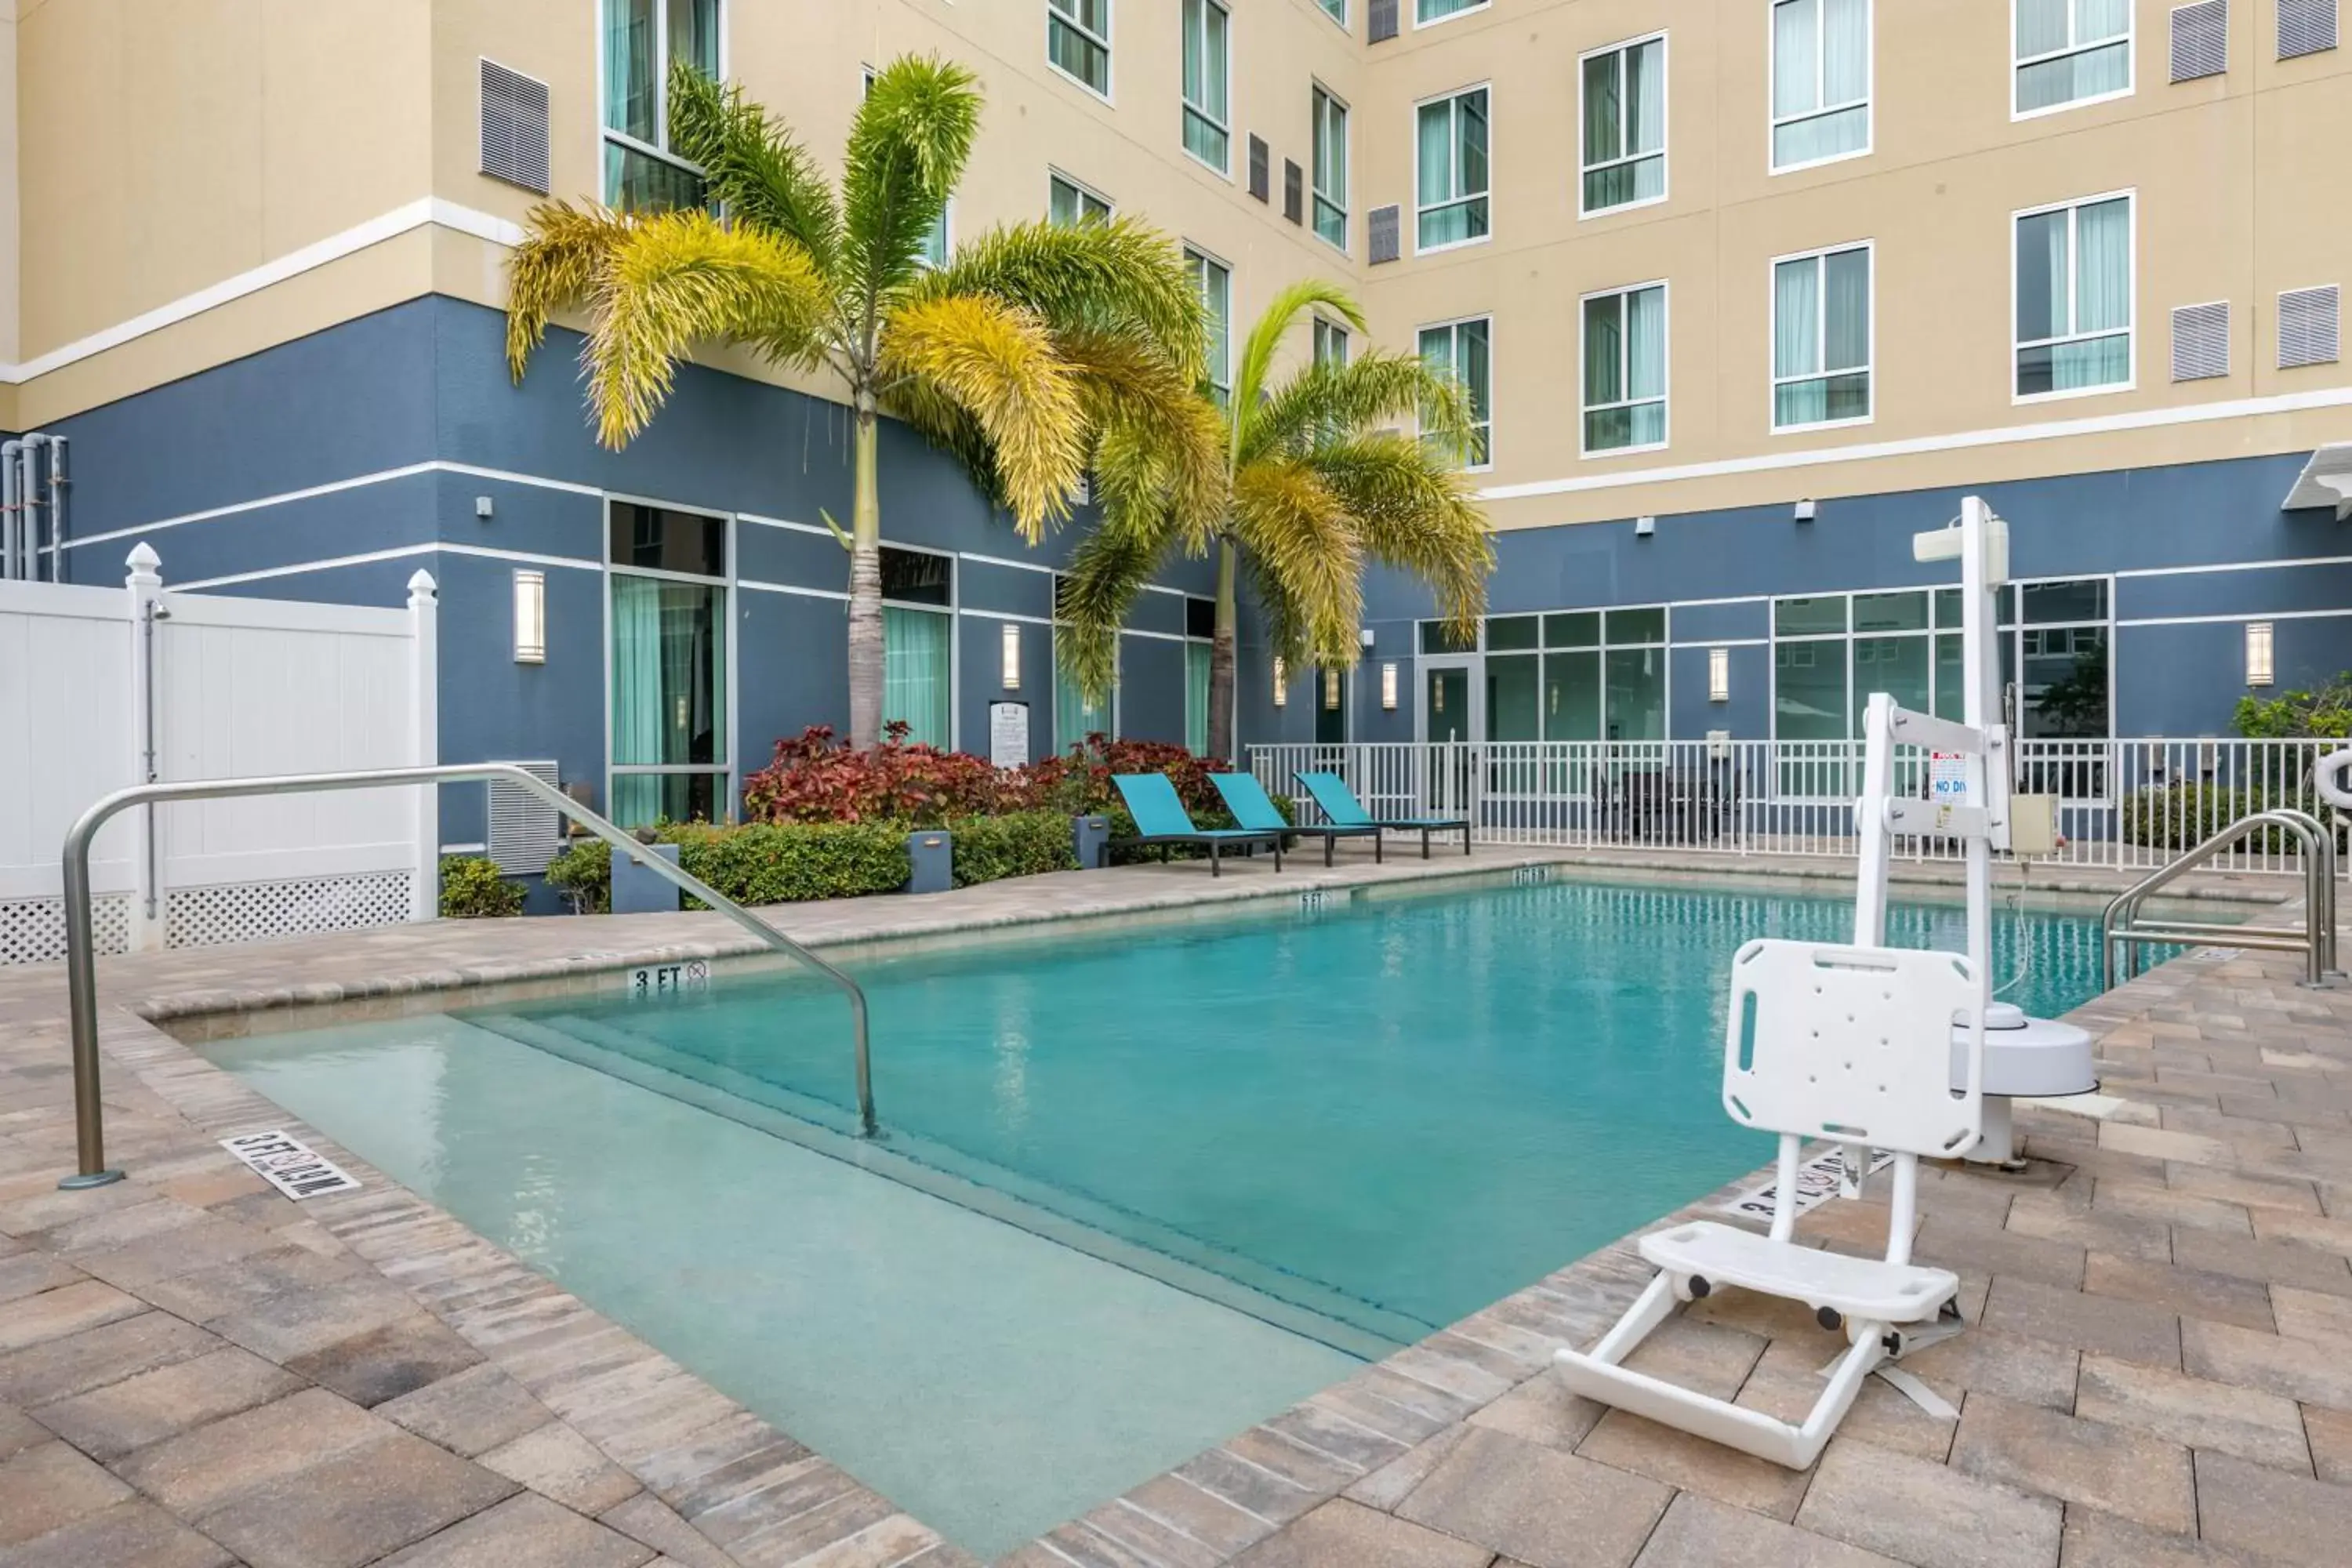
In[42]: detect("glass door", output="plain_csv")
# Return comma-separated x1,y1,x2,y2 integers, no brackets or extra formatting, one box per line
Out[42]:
1422,662,1476,816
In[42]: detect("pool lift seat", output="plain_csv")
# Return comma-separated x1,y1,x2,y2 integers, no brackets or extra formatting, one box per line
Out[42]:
1554,937,1987,1472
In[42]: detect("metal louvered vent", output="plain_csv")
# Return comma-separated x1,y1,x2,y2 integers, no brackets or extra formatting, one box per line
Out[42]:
2279,0,2338,56
479,60,550,194
2171,2,2230,78
2280,285,2342,368
488,761,564,875
1283,161,1305,224
1368,205,1402,265
1247,136,1270,202
1370,0,1400,44
2171,302,2230,380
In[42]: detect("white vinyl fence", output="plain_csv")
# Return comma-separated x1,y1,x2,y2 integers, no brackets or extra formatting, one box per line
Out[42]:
1249,739,2351,878
0,544,438,964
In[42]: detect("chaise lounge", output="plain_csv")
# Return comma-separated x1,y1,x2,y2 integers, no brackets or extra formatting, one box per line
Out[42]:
1211,771,1384,866
1294,771,1472,859
1109,773,1285,876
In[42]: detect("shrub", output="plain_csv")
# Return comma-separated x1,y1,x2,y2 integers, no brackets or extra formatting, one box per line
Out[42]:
439,855,524,918
742,724,1004,826
544,840,612,914
2235,675,2352,739
668,821,909,905
2120,783,2250,849
949,809,1080,887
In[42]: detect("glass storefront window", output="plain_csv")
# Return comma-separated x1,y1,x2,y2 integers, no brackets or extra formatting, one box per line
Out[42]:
610,574,728,827
1605,606,1666,646
1604,647,1666,740
884,608,952,748
1543,651,1602,740
1486,654,1541,742
2020,625,2109,738
1421,621,1476,654
2020,579,2107,625
1486,615,1539,651
1933,633,1967,722
1773,596,1846,637
1544,612,1601,648
1852,635,1930,731
1852,590,1928,633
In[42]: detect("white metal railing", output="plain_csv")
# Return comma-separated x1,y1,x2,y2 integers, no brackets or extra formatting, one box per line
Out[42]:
1247,738,2352,877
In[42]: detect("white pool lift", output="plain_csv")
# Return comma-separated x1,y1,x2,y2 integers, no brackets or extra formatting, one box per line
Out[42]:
1554,496,2093,1468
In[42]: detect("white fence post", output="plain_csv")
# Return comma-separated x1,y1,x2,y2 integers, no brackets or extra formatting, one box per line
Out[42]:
407,570,440,922
125,544,166,953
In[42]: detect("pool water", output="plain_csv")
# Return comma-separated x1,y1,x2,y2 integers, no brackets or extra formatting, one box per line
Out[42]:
208,876,2118,1553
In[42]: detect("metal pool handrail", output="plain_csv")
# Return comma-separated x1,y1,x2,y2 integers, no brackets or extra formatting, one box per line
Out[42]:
56,764,877,1190
2099,808,2339,989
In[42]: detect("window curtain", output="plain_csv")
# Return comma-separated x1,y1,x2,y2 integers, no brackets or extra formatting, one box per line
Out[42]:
1582,53,1621,169
1583,298,1622,412
1185,644,1212,754
1773,0,1867,166
2014,0,2069,54
2017,0,2127,111
884,608,952,748
669,0,719,78
1774,258,1822,426
1629,41,1664,169
1626,286,1666,445
1417,100,1456,209
604,0,654,139
610,574,666,826
610,576,724,828
2061,198,2130,388
1773,0,1818,121
1822,0,1867,107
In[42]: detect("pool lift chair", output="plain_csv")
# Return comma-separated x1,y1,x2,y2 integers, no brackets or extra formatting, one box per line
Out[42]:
1556,496,2090,1468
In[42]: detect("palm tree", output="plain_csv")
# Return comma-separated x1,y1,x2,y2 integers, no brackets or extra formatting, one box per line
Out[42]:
504,56,1221,747
1056,281,1494,760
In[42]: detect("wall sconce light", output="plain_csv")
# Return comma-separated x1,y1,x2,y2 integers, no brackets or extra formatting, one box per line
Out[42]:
1323,667,1342,711
1793,498,1817,523
1272,655,1287,706
2245,621,2275,687
1708,646,1730,702
1000,620,1022,689
1381,662,1399,709
511,569,546,663
1635,515,1656,537
1359,626,1376,649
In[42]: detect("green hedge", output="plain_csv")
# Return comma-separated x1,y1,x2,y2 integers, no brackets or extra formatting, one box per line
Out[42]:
949,809,1079,887
439,855,524,918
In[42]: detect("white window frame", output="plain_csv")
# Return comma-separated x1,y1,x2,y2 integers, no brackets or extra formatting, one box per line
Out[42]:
2010,188,2136,406
1768,0,1873,175
1180,0,1231,176
1416,314,1494,474
1577,32,1669,220
1185,243,1233,405
2010,0,2135,121
594,0,728,207
1312,315,1350,369
1047,169,1115,225
1579,281,1671,459
1414,83,1493,256
1414,0,1492,30
1319,0,1348,28
1769,240,1875,434
1047,0,1114,101
1311,82,1350,253
601,492,739,823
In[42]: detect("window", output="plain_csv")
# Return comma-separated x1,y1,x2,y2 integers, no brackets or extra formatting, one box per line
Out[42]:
2013,579,2111,741
1417,0,1488,23
1185,597,1215,753
1417,317,1492,468
1320,0,1347,23
1771,0,1870,169
880,547,953,748
1415,87,1490,251
2014,0,2132,116
607,500,728,828
1048,172,1112,226
1581,35,1666,215
1312,86,1349,250
1582,285,1668,453
1049,0,1112,96
2015,194,2133,398
1773,243,1872,429
1313,317,1350,368
1181,0,1229,170
1496,610,1668,763
1185,248,1232,406
601,0,720,211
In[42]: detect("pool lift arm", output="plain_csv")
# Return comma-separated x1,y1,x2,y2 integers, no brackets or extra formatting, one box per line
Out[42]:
1853,495,2094,1172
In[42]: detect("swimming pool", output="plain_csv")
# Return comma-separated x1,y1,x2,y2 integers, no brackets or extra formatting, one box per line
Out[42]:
206,873,2120,1553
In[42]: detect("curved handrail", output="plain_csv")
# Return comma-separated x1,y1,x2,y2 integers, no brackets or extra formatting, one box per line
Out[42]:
58,764,876,1189
2100,808,2331,989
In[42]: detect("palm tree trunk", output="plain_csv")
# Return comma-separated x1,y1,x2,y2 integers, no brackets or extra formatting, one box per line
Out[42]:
847,399,886,749
1207,537,1238,762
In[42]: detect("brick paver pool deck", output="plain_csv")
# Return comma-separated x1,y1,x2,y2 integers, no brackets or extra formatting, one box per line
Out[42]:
1,849,2347,1566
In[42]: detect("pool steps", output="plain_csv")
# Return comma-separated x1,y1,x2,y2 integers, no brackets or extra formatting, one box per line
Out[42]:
463,1009,1420,1360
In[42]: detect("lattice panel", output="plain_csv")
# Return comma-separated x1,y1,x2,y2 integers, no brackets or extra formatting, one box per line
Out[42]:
166,873,413,949
2,895,132,966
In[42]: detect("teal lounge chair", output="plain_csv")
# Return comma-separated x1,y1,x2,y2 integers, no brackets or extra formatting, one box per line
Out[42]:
1110,773,1284,876
1295,771,1472,859
1212,771,1382,866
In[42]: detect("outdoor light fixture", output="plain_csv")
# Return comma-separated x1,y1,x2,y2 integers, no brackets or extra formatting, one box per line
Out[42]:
1794,498,1817,522
1359,626,1376,648
1323,668,1341,710
1635,515,1656,537
1708,646,1730,702
2246,621,2275,687
1272,656,1287,706
1000,621,1021,689
511,569,546,663
1381,662,1399,710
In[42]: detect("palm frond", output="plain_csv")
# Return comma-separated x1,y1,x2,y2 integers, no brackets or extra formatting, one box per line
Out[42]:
1230,279,1365,418
666,63,844,281
842,55,980,305
1228,459,1363,667
877,292,1087,539
579,209,832,448
1053,330,1229,550
1053,524,1167,705
1308,434,1494,641
505,201,633,382
920,219,1207,383
1241,350,1472,468
1238,552,1308,672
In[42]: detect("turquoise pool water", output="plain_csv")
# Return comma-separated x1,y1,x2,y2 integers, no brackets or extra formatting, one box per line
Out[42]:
208,876,2118,1553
